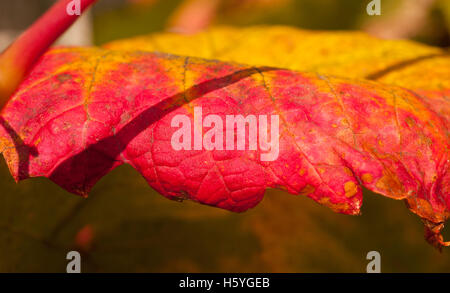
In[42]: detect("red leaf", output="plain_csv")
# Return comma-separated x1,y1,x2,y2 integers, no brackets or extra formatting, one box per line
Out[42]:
0,47,448,248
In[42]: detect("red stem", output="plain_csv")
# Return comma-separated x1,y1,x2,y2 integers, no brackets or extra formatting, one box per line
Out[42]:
0,0,98,110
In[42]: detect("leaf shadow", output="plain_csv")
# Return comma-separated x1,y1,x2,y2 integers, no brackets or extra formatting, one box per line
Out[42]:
48,66,276,194
0,117,38,180
366,52,449,80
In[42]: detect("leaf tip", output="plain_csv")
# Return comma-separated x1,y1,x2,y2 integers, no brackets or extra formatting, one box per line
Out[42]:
423,219,450,251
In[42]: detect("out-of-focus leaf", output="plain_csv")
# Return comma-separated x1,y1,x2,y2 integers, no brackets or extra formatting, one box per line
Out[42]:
105,26,449,122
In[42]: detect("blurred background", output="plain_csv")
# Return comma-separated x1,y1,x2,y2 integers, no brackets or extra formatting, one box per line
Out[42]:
0,0,449,272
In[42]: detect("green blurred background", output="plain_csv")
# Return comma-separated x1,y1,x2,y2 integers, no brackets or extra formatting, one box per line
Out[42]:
0,0,449,272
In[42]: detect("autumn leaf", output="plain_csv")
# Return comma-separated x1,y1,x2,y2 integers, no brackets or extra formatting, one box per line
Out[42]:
0,41,448,249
